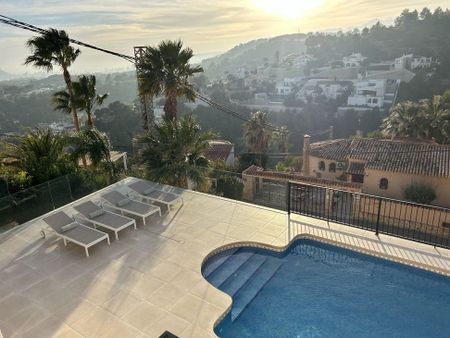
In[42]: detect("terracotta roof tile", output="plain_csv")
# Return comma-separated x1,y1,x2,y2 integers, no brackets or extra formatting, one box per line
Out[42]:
310,138,450,177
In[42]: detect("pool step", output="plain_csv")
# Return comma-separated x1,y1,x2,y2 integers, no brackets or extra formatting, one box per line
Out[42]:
231,258,282,322
202,248,238,278
219,255,268,296
207,251,254,287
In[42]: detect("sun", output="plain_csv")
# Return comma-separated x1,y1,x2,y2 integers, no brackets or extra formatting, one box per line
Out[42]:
253,0,324,19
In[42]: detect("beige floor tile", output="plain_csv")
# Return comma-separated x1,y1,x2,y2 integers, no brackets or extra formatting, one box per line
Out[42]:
22,316,75,338
181,324,216,338
144,260,183,282
70,306,121,337
0,262,34,284
6,269,46,292
169,294,212,324
189,283,231,309
127,275,165,299
169,270,205,292
21,277,63,301
0,303,49,336
144,311,190,338
54,298,99,325
121,301,163,331
102,290,143,318
147,283,184,310
83,279,120,305
0,294,32,320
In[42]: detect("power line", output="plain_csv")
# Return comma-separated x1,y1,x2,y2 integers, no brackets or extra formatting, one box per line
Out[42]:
0,15,136,63
1,14,279,130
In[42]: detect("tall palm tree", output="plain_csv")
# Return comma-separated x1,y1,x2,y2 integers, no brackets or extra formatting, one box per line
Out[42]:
272,126,291,158
138,115,215,188
53,75,108,129
25,29,81,131
138,40,203,121
1,129,75,185
244,111,273,165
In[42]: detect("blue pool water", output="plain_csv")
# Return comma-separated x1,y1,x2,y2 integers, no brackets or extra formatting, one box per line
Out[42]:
202,240,450,338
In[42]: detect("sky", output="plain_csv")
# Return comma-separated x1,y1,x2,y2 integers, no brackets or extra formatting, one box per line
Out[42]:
1,0,449,74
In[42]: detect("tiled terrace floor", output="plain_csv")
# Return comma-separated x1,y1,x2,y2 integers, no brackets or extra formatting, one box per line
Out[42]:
1,177,450,338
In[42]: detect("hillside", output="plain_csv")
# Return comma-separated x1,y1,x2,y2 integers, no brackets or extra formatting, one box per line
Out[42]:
0,69,13,81
201,33,307,80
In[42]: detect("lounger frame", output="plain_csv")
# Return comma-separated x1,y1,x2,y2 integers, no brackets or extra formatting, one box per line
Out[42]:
58,224,111,257
101,197,162,225
74,207,137,240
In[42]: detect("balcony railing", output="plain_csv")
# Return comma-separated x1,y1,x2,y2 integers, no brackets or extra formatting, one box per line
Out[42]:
288,182,450,249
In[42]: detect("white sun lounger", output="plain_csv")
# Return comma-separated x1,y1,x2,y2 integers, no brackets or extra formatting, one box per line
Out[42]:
101,190,161,225
128,181,183,210
73,201,136,240
43,211,110,257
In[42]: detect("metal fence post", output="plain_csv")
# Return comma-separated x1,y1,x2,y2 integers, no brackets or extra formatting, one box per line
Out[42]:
286,181,291,214
375,198,382,236
47,181,55,210
66,175,74,201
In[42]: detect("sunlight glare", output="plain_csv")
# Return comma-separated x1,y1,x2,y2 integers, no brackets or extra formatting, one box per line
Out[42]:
253,0,324,19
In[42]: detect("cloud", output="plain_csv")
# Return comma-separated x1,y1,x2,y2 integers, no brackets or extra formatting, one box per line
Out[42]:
0,0,448,73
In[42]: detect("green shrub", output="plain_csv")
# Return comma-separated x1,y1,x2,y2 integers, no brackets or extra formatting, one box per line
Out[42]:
403,182,437,205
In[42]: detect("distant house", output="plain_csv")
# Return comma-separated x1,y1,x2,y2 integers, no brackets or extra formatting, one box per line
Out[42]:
281,53,315,68
276,77,304,96
343,53,366,68
296,79,350,103
347,79,386,108
204,140,235,166
302,136,450,207
395,54,433,70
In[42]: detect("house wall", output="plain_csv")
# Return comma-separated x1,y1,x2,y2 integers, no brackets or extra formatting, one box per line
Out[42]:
309,156,346,181
363,169,450,208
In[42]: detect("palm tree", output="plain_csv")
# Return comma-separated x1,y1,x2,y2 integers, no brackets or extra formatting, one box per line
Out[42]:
1,129,75,185
382,93,450,144
53,75,108,129
138,115,215,188
421,94,450,144
69,128,114,175
381,101,425,139
25,29,81,131
244,111,273,166
272,126,291,158
138,40,203,121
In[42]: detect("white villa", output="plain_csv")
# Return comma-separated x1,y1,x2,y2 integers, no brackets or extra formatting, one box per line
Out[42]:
296,79,350,103
395,54,433,70
347,79,385,108
343,53,366,68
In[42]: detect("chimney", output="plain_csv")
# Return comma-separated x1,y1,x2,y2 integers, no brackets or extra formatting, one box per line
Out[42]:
302,134,311,176
329,126,334,140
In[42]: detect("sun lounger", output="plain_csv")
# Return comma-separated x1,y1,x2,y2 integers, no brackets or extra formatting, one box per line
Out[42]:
101,191,161,225
43,211,110,257
73,201,136,240
128,181,183,210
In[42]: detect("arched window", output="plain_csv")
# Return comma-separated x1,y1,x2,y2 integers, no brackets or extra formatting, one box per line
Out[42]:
329,163,336,173
318,161,325,171
379,178,389,190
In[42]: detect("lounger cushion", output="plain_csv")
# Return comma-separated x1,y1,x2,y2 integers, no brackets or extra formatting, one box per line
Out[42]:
143,187,153,195
89,209,105,219
117,198,130,207
61,222,78,232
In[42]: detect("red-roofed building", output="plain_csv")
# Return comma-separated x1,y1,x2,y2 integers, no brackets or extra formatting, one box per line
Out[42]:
204,140,235,166
302,136,450,207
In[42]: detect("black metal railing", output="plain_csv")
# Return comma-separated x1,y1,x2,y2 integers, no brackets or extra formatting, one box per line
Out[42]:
288,182,450,249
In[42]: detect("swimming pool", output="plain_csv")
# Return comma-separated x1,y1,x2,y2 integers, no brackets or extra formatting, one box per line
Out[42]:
202,239,450,338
